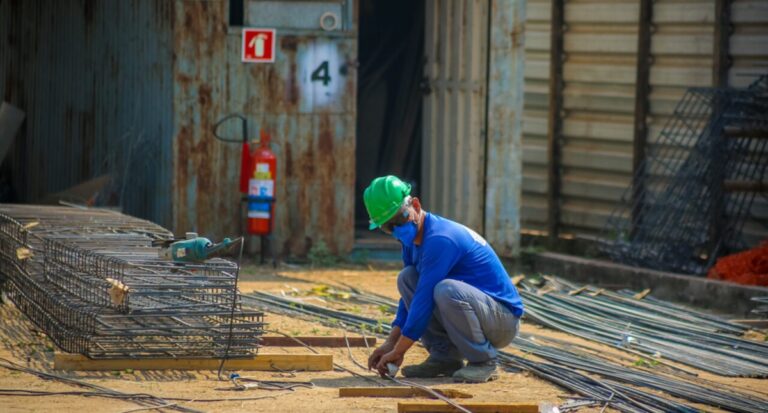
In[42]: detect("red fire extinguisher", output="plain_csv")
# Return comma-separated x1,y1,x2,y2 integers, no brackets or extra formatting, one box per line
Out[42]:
247,129,276,235
213,115,277,235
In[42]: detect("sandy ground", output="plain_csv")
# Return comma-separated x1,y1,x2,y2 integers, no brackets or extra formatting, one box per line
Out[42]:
1,262,766,412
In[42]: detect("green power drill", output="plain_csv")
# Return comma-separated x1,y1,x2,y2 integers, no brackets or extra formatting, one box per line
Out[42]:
156,232,240,263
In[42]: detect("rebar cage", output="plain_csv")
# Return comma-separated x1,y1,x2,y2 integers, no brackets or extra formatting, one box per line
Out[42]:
0,205,266,359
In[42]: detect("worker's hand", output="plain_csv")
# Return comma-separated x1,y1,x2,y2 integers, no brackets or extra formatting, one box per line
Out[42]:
375,349,405,378
367,342,395,370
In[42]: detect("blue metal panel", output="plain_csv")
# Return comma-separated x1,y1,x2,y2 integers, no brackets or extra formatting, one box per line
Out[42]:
0,0,174,227
485,0,526,257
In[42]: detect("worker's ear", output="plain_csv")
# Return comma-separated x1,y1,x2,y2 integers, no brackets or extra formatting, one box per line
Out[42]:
412,197,422,213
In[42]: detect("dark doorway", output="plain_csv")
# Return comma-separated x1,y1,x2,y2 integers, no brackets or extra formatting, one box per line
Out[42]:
354,0,425,234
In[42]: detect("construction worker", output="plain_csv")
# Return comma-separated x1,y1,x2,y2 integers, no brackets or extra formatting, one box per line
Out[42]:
364,175,524,383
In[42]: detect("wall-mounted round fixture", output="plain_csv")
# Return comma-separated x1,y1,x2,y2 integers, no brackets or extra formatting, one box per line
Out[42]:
320,12,340,31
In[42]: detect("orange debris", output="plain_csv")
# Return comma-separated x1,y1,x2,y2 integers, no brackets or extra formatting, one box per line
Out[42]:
708,242,768,286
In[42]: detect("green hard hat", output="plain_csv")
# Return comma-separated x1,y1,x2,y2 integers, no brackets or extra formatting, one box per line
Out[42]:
363,175,412,230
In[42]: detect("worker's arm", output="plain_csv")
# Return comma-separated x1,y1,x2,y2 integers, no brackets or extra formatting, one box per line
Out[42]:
367,325,403,370
374,238,460,376
374,334,415,376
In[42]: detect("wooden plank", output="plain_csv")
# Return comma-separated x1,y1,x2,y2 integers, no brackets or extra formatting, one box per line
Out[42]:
42,175,112,205
261,336,376,347
730,319,768,329
633,288,652,300
54,353,333,371
724,126,768,139
339,387,472,399
713,0,732,87
723,180,767,193
568,286,587,296
547,0,565,241
397,401,539,413
589,288,605,297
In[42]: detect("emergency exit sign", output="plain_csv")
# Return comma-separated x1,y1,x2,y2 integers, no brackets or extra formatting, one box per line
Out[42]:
242,28,276,63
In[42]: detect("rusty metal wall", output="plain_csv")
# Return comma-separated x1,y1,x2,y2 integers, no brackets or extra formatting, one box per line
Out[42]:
522,0,768,244
422,0,489,232
0,0,174,226
172,0,357,256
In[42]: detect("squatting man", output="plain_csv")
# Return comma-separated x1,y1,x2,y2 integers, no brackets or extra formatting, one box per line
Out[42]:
364,175,524,383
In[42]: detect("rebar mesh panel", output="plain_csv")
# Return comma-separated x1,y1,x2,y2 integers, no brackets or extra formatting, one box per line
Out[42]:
601,75,768,274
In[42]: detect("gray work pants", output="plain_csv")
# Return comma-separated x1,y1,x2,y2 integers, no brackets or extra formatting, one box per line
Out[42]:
397,266,521,363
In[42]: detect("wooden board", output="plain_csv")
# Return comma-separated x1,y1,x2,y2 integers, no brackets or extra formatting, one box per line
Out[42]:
54,353,333,371
339,387,472,399
397,401,539,413
261,336,376,347
730,319,768,329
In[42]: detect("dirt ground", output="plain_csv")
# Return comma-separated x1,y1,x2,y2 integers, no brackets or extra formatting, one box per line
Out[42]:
1,262,766,412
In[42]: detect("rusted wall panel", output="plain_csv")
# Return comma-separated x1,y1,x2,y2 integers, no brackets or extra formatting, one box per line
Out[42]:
172,0,357,256
0,0,174,226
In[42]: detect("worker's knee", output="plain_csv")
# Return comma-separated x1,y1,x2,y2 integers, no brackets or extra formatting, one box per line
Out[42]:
433,279,466,306
396,266,419,295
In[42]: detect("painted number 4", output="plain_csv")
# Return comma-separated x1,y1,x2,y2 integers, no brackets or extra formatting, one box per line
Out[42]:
311,61,331,86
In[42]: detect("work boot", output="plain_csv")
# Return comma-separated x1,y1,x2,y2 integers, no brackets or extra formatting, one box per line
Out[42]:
401,357,464,378
452,359,499,383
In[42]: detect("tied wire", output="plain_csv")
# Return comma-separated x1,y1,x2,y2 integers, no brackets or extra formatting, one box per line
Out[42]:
218,236,246,381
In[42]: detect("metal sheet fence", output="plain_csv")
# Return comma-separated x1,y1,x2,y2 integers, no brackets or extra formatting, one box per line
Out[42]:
0,0,174,227
522,0,768,248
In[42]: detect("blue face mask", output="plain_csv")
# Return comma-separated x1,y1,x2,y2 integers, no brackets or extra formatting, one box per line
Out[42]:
392,221,418,246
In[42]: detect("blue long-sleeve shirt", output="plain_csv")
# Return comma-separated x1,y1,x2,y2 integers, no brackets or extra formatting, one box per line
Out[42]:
392,213,524,341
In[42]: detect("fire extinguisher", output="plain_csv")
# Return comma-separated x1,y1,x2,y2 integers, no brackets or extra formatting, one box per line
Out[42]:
247,130,276,235
213,116,278,267
212,114,277,236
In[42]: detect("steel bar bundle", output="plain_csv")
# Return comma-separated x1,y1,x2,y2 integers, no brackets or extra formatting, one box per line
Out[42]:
0,204,265,359
602,74,768,275
519,277,768,377
242,290,768,413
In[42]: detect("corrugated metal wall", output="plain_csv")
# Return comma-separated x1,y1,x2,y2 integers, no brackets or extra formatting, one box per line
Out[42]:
172,0,357,255
422,0,489,232
521,0,551,233
558,0,638,235
730,0,768,87
0,0,174,226
522,0,768,243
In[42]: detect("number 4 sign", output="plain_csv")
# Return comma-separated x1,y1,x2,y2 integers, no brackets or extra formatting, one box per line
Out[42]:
242,28,276,63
